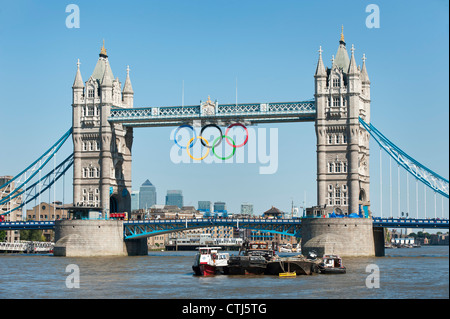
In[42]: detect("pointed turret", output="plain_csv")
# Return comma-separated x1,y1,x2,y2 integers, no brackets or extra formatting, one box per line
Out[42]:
315,46,326,77
122,65,134,108
360,54,370,83
123,66,134,94
332,25,350,72
91,40,114,83
73,59,84,88
348,44,358,74
101,59,113,87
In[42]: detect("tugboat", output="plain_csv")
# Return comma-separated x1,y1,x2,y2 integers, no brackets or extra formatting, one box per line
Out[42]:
227,241,277,275
318,254,346,274
192,247,230,276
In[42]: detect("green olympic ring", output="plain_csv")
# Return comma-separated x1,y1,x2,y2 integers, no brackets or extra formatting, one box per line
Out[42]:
212,135,236,160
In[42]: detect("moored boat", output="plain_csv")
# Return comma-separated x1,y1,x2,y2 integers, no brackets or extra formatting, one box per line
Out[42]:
192,247,230,276
227,241,277,275
318,254,346,274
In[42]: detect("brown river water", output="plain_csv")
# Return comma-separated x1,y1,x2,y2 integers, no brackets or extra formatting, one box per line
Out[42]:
0,245,447,299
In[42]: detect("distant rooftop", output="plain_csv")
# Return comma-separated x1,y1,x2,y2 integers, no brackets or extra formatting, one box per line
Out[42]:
141,179,154,187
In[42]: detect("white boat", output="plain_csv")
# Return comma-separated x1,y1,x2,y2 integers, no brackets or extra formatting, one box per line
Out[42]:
318,254,346,274
279,244,292,253
192,247,230,276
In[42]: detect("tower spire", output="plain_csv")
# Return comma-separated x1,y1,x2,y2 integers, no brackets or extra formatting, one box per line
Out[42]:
361,53,370,83
315,46,326,77
348,44,358,74
123,65,134,94
72,59,84,88
100,39,108,58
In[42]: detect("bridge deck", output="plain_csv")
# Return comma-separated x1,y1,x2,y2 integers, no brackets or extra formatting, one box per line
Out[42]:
0,218,447,238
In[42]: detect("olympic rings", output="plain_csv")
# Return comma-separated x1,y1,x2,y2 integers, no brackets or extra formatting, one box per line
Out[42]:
173,125,196,149
200,124,222,149
173,123,248,161
212,135,236,160
225,123,249,148
186,136,210,160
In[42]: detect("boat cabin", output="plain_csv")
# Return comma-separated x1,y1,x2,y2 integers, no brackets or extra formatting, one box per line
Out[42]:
322,255,343,268
248,242,269,251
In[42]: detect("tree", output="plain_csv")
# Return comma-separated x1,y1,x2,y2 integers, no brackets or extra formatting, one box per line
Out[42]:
20,230,45,242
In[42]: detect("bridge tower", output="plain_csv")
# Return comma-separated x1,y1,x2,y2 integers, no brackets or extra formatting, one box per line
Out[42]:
302,28,376,257
54,44,145,256
72,42,134,217
314,27,371,217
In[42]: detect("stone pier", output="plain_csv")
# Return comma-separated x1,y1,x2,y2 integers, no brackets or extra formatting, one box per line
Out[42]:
301,218,375,257
53,220,147,257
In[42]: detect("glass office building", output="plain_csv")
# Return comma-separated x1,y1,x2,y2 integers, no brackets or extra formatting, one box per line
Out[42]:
240,203,254,216
165,190,183,208
214,201,226,212
198,201,212,212
139,180,157,209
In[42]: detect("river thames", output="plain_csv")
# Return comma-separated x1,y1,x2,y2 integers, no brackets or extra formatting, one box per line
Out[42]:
0,245,447,299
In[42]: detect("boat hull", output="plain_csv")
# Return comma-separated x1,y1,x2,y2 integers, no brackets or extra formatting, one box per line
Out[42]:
318,266,346,274
227,256,267,275
193,264,217,276
266,260,320,276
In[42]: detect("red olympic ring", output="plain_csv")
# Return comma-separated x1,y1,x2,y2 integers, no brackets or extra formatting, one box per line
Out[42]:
225,123,249,148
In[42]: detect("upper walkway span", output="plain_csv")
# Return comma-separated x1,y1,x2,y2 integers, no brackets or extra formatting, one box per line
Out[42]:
108,100,316,127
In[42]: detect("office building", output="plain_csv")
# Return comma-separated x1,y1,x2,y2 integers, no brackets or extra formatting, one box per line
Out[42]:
139,180,156,210
240,203,253,216
166,190,183,208
214,201,226,212
131,191,139,212
198,201,212,212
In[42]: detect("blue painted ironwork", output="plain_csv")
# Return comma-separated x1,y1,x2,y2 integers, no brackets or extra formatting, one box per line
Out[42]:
359,118,449,198
108,100,316,127
0,217,447,234
0,128,73,214
372,217,449,229
0,221,55,230
0,154,74,215
123,218,302,239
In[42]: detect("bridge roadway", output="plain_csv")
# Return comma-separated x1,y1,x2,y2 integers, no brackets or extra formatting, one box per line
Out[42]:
0,217,448,239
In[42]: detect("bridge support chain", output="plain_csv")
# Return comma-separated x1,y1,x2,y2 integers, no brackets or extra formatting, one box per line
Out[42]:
53,219,147,257
301,218,375,257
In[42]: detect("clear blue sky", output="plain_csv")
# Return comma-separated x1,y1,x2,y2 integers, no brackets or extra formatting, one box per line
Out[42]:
0,0,448,217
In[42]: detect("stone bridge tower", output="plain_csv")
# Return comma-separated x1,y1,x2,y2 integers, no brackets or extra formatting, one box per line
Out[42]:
302,28,375,257
71,42,134,217
314,27,371,217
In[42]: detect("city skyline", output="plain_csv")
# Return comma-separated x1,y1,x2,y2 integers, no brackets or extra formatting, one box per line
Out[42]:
0,1,448,217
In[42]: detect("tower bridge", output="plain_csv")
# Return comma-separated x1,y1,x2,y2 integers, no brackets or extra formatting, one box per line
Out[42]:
1,29,448,257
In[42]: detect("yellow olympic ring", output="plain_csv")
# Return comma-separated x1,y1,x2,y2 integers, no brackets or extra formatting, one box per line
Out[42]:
186,136,210,160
